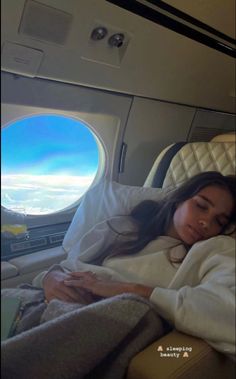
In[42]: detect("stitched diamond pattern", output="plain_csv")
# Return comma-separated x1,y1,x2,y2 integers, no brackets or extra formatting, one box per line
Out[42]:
162,142,235,188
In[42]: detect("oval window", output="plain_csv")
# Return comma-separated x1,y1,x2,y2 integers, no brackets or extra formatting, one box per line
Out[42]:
1,114,100,215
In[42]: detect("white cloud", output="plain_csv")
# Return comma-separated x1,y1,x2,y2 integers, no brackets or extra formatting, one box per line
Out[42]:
1,174,96,215
2,174,94,189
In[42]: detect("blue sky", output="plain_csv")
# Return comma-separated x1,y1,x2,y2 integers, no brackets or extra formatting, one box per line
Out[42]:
1,115,99,214
2,114,99,175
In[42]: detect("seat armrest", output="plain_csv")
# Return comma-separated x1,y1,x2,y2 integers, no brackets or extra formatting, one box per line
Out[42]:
1,261,19,280
127,330,235,379
1,246,67,288
8,246,67,274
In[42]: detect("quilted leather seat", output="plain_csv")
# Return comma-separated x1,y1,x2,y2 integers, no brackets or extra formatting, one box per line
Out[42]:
127,133,235,379
145,139,235,189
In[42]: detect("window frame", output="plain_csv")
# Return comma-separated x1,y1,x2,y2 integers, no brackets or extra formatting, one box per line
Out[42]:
1,113,104,216
1,72,132,259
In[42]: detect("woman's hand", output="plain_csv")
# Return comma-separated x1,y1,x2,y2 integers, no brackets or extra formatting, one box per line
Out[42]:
64,271,154,299
43,270,97,304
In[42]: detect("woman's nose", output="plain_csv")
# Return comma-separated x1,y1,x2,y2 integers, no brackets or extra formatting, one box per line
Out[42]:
198,219,208,229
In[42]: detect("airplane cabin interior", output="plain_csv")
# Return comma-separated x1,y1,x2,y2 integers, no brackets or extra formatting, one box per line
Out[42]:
1,1,236,378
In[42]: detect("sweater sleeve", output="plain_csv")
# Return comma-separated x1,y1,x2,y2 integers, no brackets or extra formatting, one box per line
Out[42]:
150,237,235,355
32,216,135,287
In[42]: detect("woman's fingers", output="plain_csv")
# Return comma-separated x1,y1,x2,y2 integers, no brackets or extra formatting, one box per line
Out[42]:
48,287,76,303
70,271,97,278
64,277,130,298
52,282,88,303
64,279,88,288
64,278,93,290
55,292,77,303
54,286,79,303
63,286,84,302
43,270,96,304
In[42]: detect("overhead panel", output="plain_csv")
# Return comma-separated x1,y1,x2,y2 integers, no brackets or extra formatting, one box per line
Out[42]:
19,0,73,45
1,42,44,77
1,0,235,112
106,0,236,57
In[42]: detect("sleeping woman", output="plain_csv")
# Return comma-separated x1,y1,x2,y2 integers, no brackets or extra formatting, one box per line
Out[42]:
35,171,236,356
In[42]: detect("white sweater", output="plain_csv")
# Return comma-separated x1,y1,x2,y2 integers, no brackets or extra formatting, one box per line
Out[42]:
33,216,235,356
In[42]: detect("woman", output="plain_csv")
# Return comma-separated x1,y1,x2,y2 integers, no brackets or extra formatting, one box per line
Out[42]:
39,171,235,307
36,171,236,363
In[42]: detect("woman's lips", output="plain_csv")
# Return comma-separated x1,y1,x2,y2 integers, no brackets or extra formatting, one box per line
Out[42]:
187,225,204,240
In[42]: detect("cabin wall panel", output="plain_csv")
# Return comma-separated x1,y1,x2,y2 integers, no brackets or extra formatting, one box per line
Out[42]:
188,110,236,141
118,97,196,186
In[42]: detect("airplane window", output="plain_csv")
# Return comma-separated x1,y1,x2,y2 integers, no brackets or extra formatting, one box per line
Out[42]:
1,114,100,215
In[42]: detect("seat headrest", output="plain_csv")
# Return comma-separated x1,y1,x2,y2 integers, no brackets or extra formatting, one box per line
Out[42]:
145,141,235,189
211,133,236,142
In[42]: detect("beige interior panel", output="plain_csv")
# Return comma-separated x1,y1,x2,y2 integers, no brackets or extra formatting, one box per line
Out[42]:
118,97,196,186
1,0,235,112
1,246,67,288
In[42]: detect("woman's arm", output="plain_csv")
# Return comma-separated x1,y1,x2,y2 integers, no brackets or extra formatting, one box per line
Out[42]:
33,216,137,304
64,271,154,298
32,216,132,289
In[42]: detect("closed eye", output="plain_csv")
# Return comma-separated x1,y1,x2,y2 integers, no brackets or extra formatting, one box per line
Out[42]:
197,203,207,210
195,199,208,210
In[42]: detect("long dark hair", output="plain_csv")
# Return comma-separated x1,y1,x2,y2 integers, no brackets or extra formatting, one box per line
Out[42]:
104,172,236,261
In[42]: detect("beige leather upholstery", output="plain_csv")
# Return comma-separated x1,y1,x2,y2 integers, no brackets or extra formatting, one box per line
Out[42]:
127,331,235,379
211,133,236,142
145,141,235,189
127,133,235,379
161,142,235,189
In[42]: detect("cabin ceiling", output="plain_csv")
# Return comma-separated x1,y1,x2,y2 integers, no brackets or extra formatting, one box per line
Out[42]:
165,0,235,39
1,0,236,113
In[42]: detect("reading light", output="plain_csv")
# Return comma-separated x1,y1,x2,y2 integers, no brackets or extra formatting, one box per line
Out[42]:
108,33,125,48
90,26,108,41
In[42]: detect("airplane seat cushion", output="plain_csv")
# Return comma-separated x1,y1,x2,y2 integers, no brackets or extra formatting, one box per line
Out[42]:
144,140,235,190
211,133,236,142
127,330,236,379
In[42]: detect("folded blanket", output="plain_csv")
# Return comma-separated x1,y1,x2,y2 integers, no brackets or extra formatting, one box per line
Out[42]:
1,291,167,379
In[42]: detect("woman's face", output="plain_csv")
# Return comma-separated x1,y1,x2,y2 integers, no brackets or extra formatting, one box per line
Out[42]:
168,185,234,245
